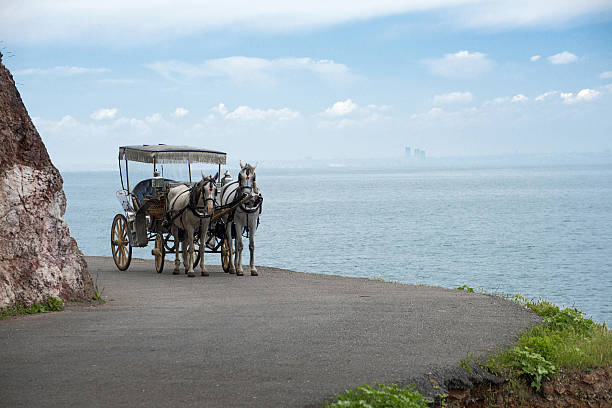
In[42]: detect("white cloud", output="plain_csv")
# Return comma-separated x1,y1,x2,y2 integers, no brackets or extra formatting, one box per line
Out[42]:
57,115,78,127
423,51,493,78
14,66,109,76
97,78,136,85
145,113,163,123
4,1,612,45
485,96,510,105
211,103,299,121
433,91,473,105
530,55,541,62
319,100,391,128
512,94,529,102
212,103,229,116
535,90,559,102
325,99,358,116
560,88,601,104
91,108,118,120
147,56,353,83
172,107,189,118
547,51,578,64
600,71,612,79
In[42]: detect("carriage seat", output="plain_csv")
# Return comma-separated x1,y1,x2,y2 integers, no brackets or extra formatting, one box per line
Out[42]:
132,178,176,207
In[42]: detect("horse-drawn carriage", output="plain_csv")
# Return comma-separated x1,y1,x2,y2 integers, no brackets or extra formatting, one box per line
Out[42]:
111,144,260,276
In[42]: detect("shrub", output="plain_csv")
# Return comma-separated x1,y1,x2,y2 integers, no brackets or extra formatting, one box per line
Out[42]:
325,383,430,408
507,347,556,391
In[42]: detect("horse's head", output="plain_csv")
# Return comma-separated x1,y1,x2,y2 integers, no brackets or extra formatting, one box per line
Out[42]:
198,172,218,215
238,160,258,195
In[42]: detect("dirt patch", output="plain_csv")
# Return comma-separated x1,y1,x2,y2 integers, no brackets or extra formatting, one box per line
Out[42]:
447,366,612,408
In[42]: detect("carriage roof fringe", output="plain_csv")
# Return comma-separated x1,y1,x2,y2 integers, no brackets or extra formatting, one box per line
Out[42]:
119,145,226,165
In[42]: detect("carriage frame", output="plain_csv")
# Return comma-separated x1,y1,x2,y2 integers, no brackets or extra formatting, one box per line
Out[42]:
111,144,237,273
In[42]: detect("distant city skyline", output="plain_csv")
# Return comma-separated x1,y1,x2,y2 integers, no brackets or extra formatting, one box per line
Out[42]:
1,1,611,170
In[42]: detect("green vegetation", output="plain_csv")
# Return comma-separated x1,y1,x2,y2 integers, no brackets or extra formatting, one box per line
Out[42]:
458,352,475,373
0,295,65,319
92,284,106,303
324,292,611,407
456,284,475,293
324,383,430,408
92,290,105,303
92,272,106,303
484,297,611,391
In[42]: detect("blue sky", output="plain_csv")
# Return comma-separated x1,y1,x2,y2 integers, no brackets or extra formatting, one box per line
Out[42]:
1,1,611,170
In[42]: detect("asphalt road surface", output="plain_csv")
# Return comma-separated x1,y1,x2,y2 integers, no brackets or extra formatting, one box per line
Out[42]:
0,256,539,407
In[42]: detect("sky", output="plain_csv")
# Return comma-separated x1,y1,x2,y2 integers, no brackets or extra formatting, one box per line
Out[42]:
1,0,612,170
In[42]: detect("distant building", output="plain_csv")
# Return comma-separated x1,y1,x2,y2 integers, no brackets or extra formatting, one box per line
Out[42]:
405,146,426,159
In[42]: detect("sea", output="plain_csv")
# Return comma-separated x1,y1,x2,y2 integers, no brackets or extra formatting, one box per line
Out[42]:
62,163,612,323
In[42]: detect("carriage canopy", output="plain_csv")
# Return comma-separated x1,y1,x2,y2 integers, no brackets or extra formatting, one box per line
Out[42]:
119,144,226,165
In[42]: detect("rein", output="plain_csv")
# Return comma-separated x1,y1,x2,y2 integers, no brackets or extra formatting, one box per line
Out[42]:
189,179,216,219
167,180,216,227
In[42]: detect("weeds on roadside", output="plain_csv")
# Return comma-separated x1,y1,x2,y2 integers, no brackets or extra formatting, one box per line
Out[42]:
324,383,430,408
0,295,65,320
484,297,611,391
458,351,476,373
456,284,475,293
323,293,611,407
92,272,106,303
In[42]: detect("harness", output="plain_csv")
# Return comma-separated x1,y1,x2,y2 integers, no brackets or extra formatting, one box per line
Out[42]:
166,180,216,230
235,173,263,237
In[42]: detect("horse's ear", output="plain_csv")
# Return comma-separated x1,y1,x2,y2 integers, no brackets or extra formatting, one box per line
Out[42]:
253,162,258,170
240,160,244,169
201,170,205,179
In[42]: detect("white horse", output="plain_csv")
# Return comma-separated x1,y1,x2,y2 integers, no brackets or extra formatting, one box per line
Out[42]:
219,161,262,276
166,172,217,277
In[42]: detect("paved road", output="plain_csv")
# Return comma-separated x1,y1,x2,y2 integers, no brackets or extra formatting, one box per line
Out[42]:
1,257,539,407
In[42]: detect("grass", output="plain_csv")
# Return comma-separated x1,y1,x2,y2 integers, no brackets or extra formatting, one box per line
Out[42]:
0,295,65,320
92,271,106,303
324,383,431,408
1,276,105,321
484,296,612,391
324,290,611,407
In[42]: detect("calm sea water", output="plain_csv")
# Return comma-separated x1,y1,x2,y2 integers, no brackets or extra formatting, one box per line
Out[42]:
63,164,612,323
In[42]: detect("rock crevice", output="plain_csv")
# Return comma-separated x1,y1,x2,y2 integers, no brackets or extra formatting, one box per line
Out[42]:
0,52,94,307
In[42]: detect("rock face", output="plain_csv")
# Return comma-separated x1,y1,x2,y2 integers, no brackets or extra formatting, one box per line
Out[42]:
0,52,94,307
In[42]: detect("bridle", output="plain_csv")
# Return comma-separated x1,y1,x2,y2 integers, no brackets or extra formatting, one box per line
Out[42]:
236,167,262,214
190,177,217,218
237,166,256,196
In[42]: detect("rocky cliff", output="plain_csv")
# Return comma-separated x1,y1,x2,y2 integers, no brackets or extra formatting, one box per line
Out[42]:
0,52,94,307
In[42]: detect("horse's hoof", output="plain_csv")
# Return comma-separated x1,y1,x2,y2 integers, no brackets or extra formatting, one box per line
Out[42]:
187,271,196,278
251,270,258,276
172,270,180,275
201,271,209,277
236,270,244,276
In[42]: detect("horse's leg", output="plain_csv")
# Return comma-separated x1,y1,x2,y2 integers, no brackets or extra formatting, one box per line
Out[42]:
185,225,195,277
182,235,188,273
200,219,209,276
249,213,258,276
234,213,244,276
225,217,236,274
172,226,181,275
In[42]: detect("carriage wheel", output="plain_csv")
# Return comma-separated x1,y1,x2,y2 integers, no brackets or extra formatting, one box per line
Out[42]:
221,239,231,273
153,233,165,273
111,214,132,271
